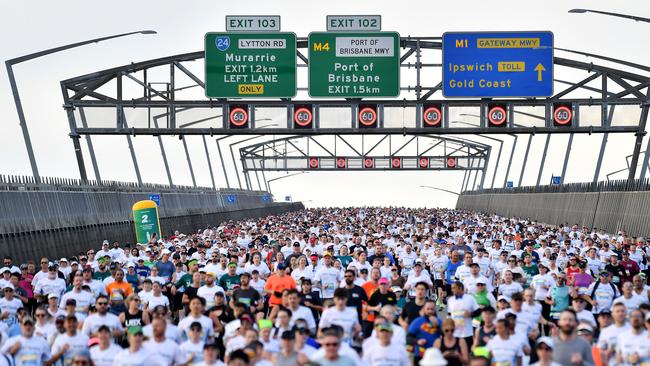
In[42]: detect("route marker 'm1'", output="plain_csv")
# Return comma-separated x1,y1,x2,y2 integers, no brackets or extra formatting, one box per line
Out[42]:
442,31,553,98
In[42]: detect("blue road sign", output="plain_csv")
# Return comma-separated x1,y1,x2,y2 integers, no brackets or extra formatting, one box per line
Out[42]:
442,31,553,98
551,176,561,185
148,194,161,207
506,181,514,188
285,196,291,202
261,195,271,203
226,195,237,204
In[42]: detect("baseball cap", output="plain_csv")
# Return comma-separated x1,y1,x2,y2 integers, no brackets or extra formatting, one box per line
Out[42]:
577,323,594,334
598,309,612,316
414,259,423,265
48,293,59,299
536,336,554,349
277,263,286,270
281,330,295,340
497,295,509,302
258,319,273,330
22,317,35,325
322,252,332,257
126,262,135,268
375,319,393,332
378,278,389,285
310,254,319,260
3,283,14,290
476,278,486,285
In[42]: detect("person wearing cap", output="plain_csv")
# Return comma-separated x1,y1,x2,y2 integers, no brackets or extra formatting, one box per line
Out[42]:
194,341,226,366
264,263,297,309
33,263,66,305
530,336,562,366
0,316,50,365
404,258,433,299
113,325,165,365
92,257,112,281
0,284,23,327
314,251,342,307
48,315,88,365
272,330,307,366
585,270,620,314
552,309,594,366
362,316,410,366
197,271,226,309
143,317,185,365
368,277,397,319
463,263,492,295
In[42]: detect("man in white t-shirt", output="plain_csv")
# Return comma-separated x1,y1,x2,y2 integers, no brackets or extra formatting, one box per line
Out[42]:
49,315,89,365
447,281,478,344
196,272,225,309
314,252,341,303
1,316,50,365
113,326,165,366
362,317,410,366
144,318,185,365
81,295,123,338
318,288,360,344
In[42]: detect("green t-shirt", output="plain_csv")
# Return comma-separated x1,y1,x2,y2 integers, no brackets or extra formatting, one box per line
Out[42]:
522,265,539,287
337,255,353,268
174,273,193,292
219,273,240,291
93,269,111,281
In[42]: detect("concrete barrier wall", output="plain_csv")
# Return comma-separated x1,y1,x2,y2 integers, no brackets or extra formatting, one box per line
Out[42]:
457,190,650,237
1,202,304,263
0,188,273,235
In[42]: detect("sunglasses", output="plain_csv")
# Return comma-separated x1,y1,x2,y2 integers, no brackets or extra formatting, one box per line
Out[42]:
73,361,89,365
35,313,46,317
443,329,454,332
537,346,552,352
323,342,340,347
97,302,108,306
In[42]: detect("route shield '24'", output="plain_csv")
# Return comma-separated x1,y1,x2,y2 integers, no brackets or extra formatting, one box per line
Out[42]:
204,32,297,98
443,31,553,98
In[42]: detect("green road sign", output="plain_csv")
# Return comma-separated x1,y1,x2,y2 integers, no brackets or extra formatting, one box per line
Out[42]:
205,32,297,98
308,32,400,98
132,200,161,244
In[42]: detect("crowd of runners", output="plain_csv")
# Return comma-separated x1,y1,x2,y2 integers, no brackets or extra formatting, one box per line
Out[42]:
0,207,649,366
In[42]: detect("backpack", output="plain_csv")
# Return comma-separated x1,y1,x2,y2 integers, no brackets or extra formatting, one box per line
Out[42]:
590,280,618,299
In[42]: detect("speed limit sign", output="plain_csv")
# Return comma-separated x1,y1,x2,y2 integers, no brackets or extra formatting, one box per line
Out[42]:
391,157,401,169
358,107,378,127
363,157,374,169
423,106,442,127
487,105,507,126
553,106,573,126
446,156,457,168
308,157,319,169
229,107,249,127
294,107,313,127
419,157,429,168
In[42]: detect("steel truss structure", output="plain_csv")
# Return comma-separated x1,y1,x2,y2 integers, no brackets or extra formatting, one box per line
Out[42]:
59,36,650,189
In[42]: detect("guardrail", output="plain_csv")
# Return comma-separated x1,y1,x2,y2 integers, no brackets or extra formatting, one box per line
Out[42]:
463,178,650,195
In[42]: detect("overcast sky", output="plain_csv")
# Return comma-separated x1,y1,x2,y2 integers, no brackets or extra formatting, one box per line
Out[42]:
1,0,649,208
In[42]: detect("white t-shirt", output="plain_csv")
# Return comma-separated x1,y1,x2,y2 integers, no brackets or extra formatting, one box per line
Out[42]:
51,332,89,366
613,295,647,314
498,282,523,301
196,285,225,309
148,294,171,309
486,335,523,366
81,312,123,337
314,266,341,299
178,315,214,342
179,340,205,365
447,294,479,338
598,323,631,352
144,338,185,366
362,341,411,366
291,267,314,283
34,277,66,299
0,335,50,366
0,298,23,326
497,309,535,335
616,329,650,366
142,322,181,344
60,290,95,314
530,274,554,301
318,306,359,342
89,343,122,366
588,281,619,313
111,347,166,366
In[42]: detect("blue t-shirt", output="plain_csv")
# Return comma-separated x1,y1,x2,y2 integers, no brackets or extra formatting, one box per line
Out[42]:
407,316,442,357
154,261,176,280
446,260,462,282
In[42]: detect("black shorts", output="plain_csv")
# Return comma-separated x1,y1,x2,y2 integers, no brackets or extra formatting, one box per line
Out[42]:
434,279,444,289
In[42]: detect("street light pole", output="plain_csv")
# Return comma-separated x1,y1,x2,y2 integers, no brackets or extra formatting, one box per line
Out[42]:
7,30,157,183
568,9,650,23
419,185,460,196
267,172,309,194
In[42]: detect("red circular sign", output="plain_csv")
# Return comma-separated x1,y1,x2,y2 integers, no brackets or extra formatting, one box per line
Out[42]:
391,158,401,168
487,106,507,126
229,107,248,127
336,158,346,168
309,157,319,169
358,107,377,126
446,157,457,168
419,157,429,168
553,106,573,125
364,157,374,169
423,107,442,126
294,108,313,127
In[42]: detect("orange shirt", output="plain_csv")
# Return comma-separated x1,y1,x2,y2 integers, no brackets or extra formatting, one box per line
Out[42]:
362,281,379,321
106,280,133,300
264,274,296,305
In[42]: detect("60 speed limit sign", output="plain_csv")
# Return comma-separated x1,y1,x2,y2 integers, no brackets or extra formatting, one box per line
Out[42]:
294,108,313,127
487,106,507,126
553,106,573,126
229,107,249,127
358,107,378,127
423,106,442,127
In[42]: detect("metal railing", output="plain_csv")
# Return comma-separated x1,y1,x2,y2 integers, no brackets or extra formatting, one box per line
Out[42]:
463,178,650,195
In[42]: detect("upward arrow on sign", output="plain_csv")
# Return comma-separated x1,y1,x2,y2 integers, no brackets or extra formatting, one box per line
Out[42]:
534,63,546,81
